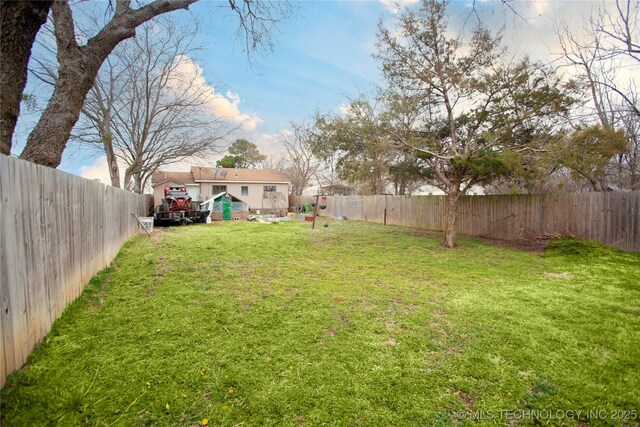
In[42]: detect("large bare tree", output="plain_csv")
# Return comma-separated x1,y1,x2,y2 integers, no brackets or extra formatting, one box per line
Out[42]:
75,18,238,193
30,16,239,192
3,0,288,168
279,122,319,196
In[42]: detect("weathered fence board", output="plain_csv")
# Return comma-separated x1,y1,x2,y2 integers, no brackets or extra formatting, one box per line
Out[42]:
0,154,149,387
290,192,639,252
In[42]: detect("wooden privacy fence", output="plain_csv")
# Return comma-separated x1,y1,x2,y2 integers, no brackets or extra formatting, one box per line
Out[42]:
290,192,639,252
0,154,150,387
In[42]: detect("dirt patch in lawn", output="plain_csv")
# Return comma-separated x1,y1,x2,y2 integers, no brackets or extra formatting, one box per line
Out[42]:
475,236,549,253
390,226,548,253
149,229,165,244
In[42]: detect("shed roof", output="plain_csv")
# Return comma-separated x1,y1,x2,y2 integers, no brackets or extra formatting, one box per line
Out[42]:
200,191,246,205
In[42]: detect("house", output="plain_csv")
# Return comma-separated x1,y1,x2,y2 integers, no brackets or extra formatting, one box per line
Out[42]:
151,167,290,212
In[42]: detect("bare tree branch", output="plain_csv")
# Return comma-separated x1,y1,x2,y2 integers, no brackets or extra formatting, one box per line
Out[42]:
18,0,290,167
74,16,239,192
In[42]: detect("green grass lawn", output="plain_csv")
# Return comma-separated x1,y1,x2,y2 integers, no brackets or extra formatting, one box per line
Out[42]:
2,221,639,426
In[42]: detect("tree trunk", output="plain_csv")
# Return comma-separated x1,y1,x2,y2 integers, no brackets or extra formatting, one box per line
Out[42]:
134,173,143,194
588,176,604,192
0,1,52,155
598,173,611,192
102,131,121,188
399,178,407,195
20,49,101,167
124,164,135,191
124,159,142,192
97,108,121,187
443,191,460,248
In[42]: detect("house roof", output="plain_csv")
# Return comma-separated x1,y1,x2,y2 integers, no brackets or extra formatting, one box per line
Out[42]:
191,167,290,183
151,171,197,186
151,167,290,187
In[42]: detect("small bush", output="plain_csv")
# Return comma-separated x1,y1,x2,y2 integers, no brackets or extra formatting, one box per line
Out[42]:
545,236,614,258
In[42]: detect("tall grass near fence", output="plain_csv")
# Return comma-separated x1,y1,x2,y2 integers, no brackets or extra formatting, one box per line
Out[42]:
290,193,640,252
0,154,149,386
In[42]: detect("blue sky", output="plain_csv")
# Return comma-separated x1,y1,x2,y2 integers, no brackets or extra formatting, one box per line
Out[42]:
13,0,634,184
172,0,388,152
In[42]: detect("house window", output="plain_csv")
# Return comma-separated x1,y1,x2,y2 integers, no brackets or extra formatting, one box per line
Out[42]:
241,186,249,196
263,185,276,193
212,185,227,195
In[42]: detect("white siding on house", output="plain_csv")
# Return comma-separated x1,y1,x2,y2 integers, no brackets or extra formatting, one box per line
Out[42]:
198,182,288,211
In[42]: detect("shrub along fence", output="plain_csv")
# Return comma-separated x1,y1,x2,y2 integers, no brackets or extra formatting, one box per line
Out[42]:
290,192,639,252
0,154,150,387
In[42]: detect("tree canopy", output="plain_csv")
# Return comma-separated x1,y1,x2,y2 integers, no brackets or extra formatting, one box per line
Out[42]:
375,0,576,246
217,139,266,168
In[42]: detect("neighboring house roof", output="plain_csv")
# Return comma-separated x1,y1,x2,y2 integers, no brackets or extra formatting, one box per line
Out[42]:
151,171,197,186
191,167,290,183
151,167,290,187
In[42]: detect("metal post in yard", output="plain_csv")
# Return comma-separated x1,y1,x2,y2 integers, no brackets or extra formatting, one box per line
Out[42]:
312,194,320,230
384,194,387,226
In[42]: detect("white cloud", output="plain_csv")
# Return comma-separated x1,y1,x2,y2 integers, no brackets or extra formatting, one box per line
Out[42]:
379,0,419,15
249,129,294,157
79,156,139,187
79,156,112,185
78,155,213,188
158,156,214,172
338,103,353,116
170,56,262,130
530,0,551,17
463,0,549,17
